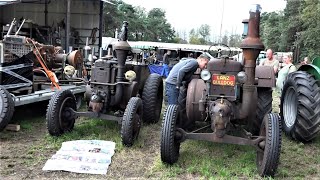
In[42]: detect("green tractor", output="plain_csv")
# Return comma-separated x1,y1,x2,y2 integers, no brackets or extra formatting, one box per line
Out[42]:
280,57,320,142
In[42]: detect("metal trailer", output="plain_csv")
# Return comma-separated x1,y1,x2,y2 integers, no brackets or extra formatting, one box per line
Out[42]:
12,84,85,107
0,20,87,131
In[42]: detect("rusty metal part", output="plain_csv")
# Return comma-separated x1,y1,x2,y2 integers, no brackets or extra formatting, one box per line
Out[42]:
110,21,132,106
121,81,139,109
177,127,265,148
67,50,83,68
89,101,103,112
89,94,104,112
207,58,242,101
186,79,206,122
209,99,232,137
255,66,276,87
237,5,265,119
68,108,121,123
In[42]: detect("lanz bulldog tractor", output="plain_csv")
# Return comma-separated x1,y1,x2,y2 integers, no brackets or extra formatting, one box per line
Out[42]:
46,22,163,147
160,5,282,177
280,57,320,142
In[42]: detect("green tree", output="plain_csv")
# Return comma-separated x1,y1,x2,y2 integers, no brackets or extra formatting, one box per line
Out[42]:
260,12,283,51
221,34,228,45
198,24,211,42
228,34,242,47
103,1,175,42
300,0,320,59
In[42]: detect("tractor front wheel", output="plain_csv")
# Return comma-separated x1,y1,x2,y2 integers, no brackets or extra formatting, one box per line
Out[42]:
256,113,282,177
46,89,77,136
121,97,143,147
161,105,181,164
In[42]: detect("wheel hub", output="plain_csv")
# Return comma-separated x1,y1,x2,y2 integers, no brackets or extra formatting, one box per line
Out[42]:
283,87,298,128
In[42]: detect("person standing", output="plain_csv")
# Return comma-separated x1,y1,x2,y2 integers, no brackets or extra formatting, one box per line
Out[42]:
300,56,310,65
259,49,280,74
165,54,210,105
161,50,171,77
276,54,297,92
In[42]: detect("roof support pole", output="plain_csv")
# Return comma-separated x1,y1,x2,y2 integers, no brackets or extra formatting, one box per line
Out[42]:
99,0,103,54
65,0,71,52
44,0,48,26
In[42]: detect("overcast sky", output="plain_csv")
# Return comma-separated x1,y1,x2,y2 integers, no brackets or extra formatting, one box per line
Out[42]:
122,0,286,40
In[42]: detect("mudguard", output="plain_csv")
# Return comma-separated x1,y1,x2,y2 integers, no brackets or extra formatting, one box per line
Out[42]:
255,66,276,88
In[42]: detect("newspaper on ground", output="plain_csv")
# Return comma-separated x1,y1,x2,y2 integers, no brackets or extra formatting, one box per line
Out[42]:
42,140,116,174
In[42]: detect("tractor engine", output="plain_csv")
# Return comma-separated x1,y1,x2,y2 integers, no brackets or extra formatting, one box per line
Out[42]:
88,21,135,113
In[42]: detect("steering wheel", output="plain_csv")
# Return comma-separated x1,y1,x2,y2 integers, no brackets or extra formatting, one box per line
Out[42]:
208,43,231,58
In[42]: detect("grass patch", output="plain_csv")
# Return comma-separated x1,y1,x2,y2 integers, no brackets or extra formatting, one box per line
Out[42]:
149,140,261,179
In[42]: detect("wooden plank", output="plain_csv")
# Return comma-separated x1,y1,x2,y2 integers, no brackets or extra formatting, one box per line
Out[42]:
5,124,20,132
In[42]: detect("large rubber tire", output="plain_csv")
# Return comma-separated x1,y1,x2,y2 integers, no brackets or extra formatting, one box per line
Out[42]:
178,85,191,129
253,87,272,135
256,113,282,177
0,86,14,131
121,97,143,147
46,90,77,136
161,104,181,164
280,71,320,142
142,73,163,124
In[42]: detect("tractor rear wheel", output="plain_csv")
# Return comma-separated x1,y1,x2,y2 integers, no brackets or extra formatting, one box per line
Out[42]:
121,97,143,147
142,73,163,124
256,113,281,177
280,71,320,142
253,87,272,135
46,90,77,136
0,86,14,131
161,105,181,164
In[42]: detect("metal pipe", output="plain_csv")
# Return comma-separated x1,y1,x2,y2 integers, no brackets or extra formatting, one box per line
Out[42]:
238,4,264,119
15,19,26,35
6,18,16,36
110,21,131,106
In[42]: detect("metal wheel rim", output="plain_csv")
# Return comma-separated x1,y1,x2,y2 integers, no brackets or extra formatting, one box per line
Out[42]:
132,113,141,139
257,119,266,167
0,93,3,112
173,111,181,149
283,87,297,128
59,97,74,130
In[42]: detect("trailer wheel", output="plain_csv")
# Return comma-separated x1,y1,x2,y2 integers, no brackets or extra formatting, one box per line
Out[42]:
0,86,14,131
121,97,143,147
142,73,163,124
252,87,272,135
161,105,181,164
256,113,281,177
46,89,77,136
280,71,320,142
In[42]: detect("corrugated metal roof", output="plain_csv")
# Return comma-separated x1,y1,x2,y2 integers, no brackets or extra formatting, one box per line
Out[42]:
0,0,19,6
0,0,114,6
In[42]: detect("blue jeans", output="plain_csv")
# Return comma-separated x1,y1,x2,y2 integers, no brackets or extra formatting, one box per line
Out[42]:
161,64,170,77
165,83,179,105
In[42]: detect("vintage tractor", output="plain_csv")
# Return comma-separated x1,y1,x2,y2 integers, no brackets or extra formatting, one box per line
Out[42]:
160,5,282,177
280,57,320,142
0,19,86,131
46,21,163,147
